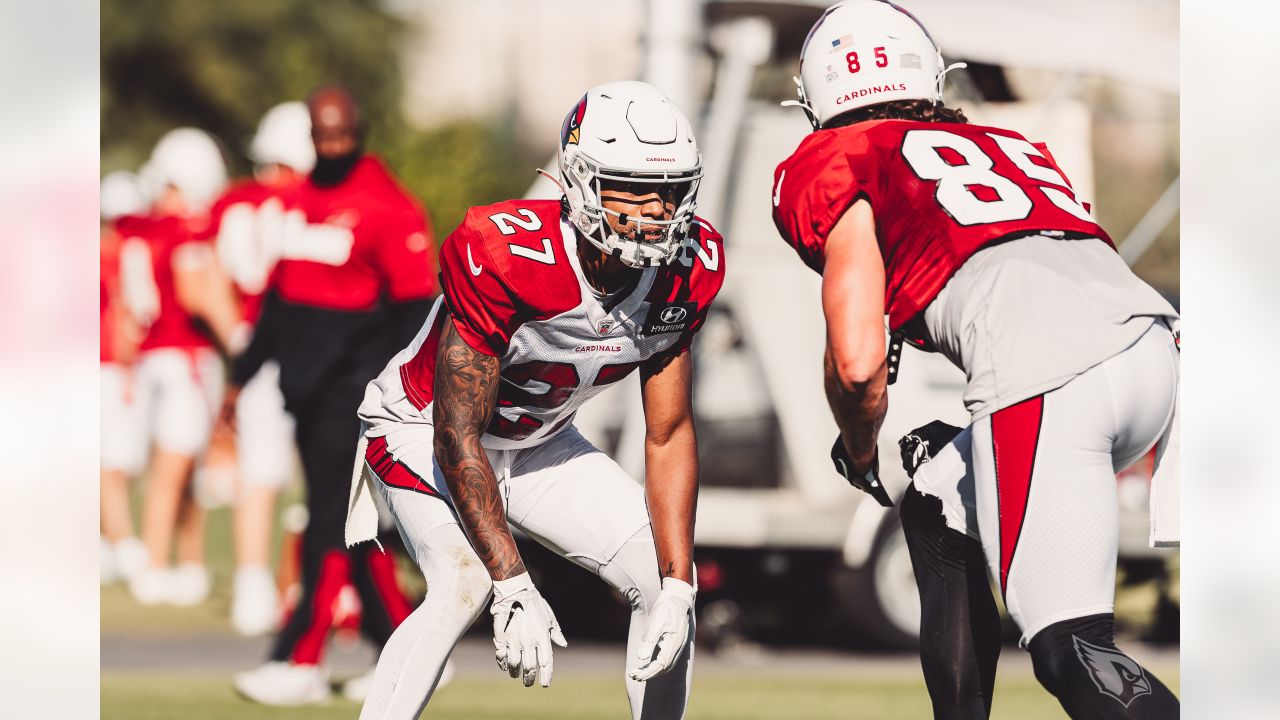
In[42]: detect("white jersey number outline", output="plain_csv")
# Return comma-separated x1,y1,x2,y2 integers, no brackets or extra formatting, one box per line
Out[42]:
901,129,1094,227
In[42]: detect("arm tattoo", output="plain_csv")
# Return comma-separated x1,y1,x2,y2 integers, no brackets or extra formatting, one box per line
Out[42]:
433,320,526,580
663,562,676,579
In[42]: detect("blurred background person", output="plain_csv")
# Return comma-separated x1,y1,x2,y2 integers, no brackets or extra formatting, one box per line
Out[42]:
206,101,315,638
100,170,151,586
125,128,243,606
228,85,438,706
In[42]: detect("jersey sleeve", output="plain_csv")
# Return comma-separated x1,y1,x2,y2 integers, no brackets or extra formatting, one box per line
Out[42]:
437,216,519,356
168,222,214,272
771,136,870,274
375,202,439,301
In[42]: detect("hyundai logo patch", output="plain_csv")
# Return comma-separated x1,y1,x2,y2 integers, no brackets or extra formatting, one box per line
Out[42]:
643,302,697,335
659,306,688,324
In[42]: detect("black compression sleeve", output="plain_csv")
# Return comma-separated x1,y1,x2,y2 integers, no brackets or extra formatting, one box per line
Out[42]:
229,291,279,387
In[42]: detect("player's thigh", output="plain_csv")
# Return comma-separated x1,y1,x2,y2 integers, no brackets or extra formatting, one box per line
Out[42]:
1106,323,1179,471
100,364,146,474
140,349,217,456
910,424,979,540
507,427,651,574
970,381,1118,645
366,429,471,569
236,361,296,488
373,420,488,507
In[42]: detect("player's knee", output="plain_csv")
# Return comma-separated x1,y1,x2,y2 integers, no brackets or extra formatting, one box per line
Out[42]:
451,553,494,609
1028,614,1119,695
900,484,949,574
599,525,663,612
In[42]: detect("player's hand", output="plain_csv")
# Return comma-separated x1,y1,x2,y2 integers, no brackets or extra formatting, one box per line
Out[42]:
490,573,567,688
831,437,892,507
897,420,963,479
217,385,242,435
630,577,695,682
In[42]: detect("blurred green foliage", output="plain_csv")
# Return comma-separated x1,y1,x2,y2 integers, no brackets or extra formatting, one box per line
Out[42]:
102,0,539,241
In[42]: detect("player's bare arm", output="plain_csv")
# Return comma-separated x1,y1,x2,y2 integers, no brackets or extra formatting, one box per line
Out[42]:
639,349,698,585
173,247,244,354
630,347,700,683
821,198,888,473
432,316,525,581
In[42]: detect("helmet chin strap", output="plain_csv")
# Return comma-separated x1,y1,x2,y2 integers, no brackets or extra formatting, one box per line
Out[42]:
535,167,567,195
935,61,968,104
782,76,820,131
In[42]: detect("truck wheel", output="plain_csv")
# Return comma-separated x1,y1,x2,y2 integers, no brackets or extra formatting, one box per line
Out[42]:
831,512,920,650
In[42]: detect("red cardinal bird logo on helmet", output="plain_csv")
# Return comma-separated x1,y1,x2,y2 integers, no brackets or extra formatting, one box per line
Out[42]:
561,94,588,148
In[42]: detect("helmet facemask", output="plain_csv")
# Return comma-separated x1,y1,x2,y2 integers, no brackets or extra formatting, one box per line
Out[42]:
562,147,703,269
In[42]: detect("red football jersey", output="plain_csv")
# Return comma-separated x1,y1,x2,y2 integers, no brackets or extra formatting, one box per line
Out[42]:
120,214,218,353
375,199,726,449
206,178,299,324
772,120,1112,331
100,220,133,363
271,155,437,311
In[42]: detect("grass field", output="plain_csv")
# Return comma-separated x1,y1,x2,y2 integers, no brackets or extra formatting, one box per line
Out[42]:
104,491,1179,719
106,670,1179,720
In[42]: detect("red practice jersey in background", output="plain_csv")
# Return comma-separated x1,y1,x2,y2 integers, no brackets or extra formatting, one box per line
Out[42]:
772,119,1112,332
271,155,437,311
206,179,300,324
118,214,217,353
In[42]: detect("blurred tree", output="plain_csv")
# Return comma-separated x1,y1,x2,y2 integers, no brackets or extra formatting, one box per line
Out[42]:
102,0,406,173
390,118,541,243
102,0,539,242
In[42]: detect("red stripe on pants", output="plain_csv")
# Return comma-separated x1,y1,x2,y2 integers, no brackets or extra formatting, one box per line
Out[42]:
365,435,440,497
990,395,1044,596
291,550,351,665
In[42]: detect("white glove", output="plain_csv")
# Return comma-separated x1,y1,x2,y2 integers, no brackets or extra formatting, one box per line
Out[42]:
490,572,567,688
629,577,696,682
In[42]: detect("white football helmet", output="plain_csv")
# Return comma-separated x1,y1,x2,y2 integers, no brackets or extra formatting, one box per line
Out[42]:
100,170,148,221
140,127,228,214
557,80,702,268
790,1,963,130
250,101,315,174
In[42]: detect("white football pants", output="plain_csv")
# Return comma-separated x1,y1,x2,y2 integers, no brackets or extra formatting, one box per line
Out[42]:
234,361,296,489
134,347,224,457
911,323,1179,645
357,423,693,720
100,363,147,474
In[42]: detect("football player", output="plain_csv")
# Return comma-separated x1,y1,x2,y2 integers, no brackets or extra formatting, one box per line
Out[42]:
344,80,724,719
100,170,150,586
773,3,1180,718
126,128,243,606
206,101,314,637
230,85,432,706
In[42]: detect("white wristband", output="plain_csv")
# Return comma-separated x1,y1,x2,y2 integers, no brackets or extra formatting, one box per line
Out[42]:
492,572,536,604
660,576,697,604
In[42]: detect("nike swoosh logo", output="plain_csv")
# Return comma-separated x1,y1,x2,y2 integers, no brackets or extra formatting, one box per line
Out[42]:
467,244,483,276
773,170,786,207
